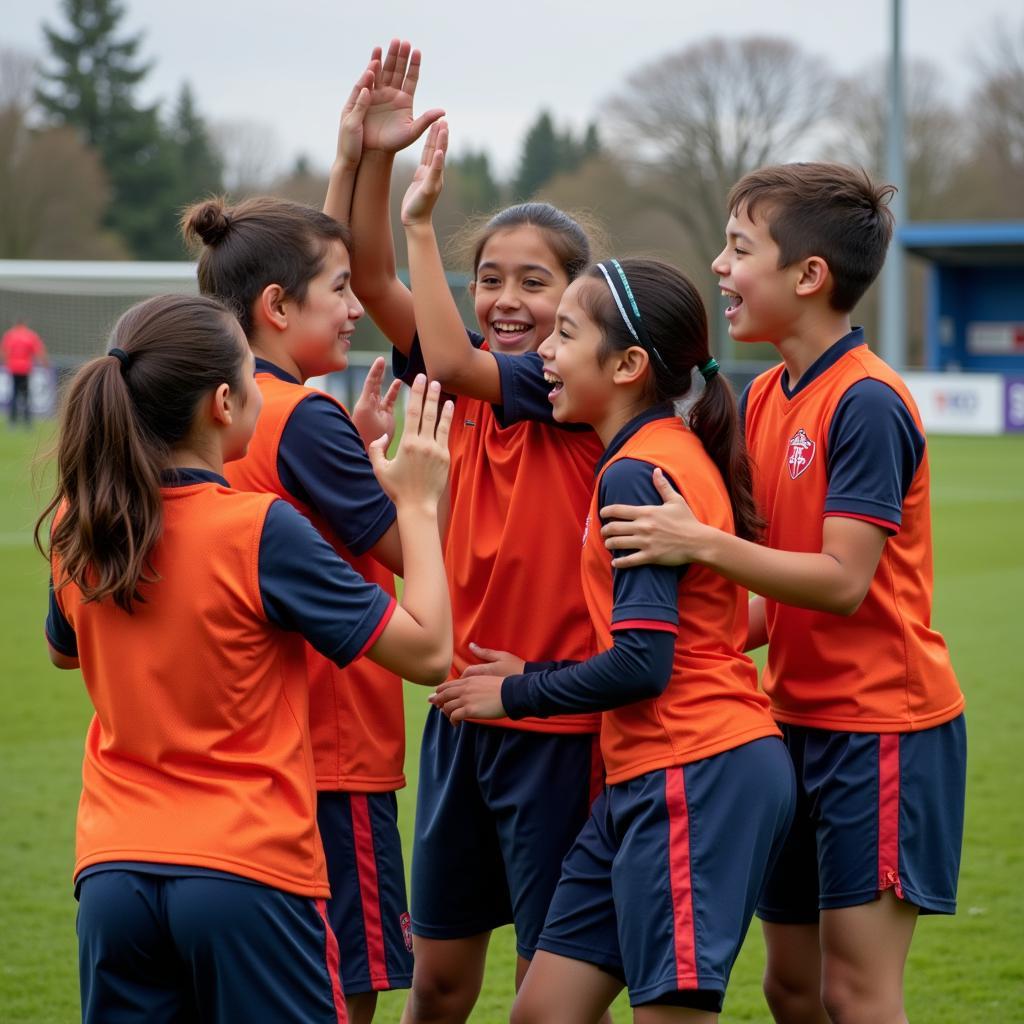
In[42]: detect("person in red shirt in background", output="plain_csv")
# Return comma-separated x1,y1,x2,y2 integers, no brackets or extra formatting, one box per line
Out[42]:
2,318,49,426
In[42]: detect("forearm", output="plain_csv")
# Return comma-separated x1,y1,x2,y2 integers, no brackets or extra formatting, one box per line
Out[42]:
350,151,416,348
324,159,359,227
501,630,675,718
405,222,501,400
394,503,452,674
696,528,869,615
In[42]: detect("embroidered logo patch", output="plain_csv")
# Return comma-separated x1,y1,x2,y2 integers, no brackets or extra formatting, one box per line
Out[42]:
786,428,815,479
400,912,412,952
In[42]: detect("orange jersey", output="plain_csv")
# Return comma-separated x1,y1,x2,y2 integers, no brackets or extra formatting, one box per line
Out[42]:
225,369,405,790
444,392,604,734
581,413,779,784
745,339,964,731
54,483,329,898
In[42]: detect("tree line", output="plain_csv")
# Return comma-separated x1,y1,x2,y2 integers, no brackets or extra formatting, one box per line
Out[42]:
2,2,1022,326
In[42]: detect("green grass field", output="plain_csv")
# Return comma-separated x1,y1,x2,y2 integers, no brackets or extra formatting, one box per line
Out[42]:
1,424,1022,1022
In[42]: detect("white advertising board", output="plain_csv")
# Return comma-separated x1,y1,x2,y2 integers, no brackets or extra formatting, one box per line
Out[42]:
903,372,1005,436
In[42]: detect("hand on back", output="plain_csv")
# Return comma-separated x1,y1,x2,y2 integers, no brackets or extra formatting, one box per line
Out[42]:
368,373,452,511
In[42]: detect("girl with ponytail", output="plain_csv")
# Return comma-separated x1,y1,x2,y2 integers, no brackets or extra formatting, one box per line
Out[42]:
37,294,453,1024
431,259,794,1021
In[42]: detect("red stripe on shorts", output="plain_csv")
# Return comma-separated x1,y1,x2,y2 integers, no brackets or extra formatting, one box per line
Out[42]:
877,734,904,899
588,734,605,807
351,794,391,988
665,767,698,987
315,898,348,1023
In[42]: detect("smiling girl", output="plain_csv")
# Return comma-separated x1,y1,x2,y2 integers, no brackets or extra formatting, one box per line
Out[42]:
432,259,795,1022
328,42,606,1024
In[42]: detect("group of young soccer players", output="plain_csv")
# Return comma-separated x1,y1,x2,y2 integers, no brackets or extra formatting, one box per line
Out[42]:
40,37,965,1024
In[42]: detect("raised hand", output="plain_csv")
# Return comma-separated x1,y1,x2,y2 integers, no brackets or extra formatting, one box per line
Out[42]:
352,357,402,448
401,120,448,226
333,60,376,172
599,467,704,569
460,643,526,679
428,675,506,723
368,373,452,508
362,38,445,154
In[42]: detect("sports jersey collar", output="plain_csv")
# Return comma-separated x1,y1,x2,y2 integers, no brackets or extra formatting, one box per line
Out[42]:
781,327,865,399
254,357,300,384
596,402,676,475
160,468,230,488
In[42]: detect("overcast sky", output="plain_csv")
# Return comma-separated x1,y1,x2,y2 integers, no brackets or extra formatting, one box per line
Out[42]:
8,0,1020,178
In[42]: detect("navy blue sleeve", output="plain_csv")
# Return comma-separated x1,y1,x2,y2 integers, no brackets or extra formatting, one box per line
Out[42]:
602,458,686,628
825,379,925,530
45,577,77,657
491,350,593,432
501,628,676,717
498,457,683,718
277,394,396,557
392,330,485,385
259,500,395,668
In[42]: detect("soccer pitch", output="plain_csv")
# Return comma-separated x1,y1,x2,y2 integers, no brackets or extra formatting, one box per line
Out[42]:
1,425,1021,1022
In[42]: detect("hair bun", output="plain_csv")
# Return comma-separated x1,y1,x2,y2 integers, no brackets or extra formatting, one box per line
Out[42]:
183,199,231,247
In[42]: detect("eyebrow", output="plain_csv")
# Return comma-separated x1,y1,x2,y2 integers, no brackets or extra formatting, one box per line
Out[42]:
331,270,351,286
477,261,555,278
728,230,754,245
557,312,578,328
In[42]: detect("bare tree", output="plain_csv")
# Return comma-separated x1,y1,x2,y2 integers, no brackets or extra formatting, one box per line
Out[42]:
829,59,964,219
213,117,283,195
606,36,837,268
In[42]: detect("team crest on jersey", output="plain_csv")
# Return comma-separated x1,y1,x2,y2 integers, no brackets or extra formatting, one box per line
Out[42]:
400,912,412,952
786,428,815,479
582,514,591,547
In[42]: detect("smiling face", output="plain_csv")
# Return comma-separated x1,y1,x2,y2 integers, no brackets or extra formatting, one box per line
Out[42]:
471,226,570,355
711,205,801,344
537,278,615,427
286,240,364,378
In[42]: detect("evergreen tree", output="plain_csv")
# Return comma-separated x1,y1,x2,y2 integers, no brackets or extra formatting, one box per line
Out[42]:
36,0,181,258
453,150,500,213
512,111,560,200
168,82,223,205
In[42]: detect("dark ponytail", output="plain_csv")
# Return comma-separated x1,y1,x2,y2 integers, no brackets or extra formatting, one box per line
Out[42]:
35,294,247,612
579,258,763,541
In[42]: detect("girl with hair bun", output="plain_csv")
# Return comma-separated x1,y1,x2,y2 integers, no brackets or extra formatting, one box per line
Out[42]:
432,259,795,1021
332,41,606,1022
38,293,453,1023
180,70,422,1023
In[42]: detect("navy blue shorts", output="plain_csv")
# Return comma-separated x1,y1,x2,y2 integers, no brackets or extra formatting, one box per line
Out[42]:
538,738,795,1010
317,790,412,994
411,706,601,959
77,867,345,1023
757,715,967,923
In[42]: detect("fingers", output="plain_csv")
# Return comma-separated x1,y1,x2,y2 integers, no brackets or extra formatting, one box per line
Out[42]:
366,433,390,472
652,467,681,499
434,398,454,449
409,107,446,143
363,356,386,389
404,373,426,434
381,377,402,413
603,532,642,551
343,69,373,117
418,379,442,438
599,504,647,525
404,47,423,96
346,87,370,128
420,121,439,167
609,552,644,570
381,38,401,86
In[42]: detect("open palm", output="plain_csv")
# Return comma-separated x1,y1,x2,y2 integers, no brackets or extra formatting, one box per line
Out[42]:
363,39,444,154
401,121,448,226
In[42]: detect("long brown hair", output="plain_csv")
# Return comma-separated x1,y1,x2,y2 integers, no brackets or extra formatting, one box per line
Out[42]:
579,258,763,541
35,294,247,612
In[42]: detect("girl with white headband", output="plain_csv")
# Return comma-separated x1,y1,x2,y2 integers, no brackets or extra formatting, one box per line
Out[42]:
432,257,795,1022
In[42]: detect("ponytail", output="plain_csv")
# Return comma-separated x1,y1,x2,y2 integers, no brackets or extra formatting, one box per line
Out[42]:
688,374,764,542
579,258,763,542
35,295,246,612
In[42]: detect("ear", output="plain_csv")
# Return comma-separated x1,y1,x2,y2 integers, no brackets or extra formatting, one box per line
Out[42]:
467,280,476,298
795,256,831,299
611,346,650,386
208,382,233,427
255,284,289,332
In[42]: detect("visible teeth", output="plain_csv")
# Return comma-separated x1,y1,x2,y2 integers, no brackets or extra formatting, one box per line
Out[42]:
543,371,563,386
493,321,530,333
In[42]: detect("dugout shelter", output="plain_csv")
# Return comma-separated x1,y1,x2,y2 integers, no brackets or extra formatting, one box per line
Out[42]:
901,222,1024,374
